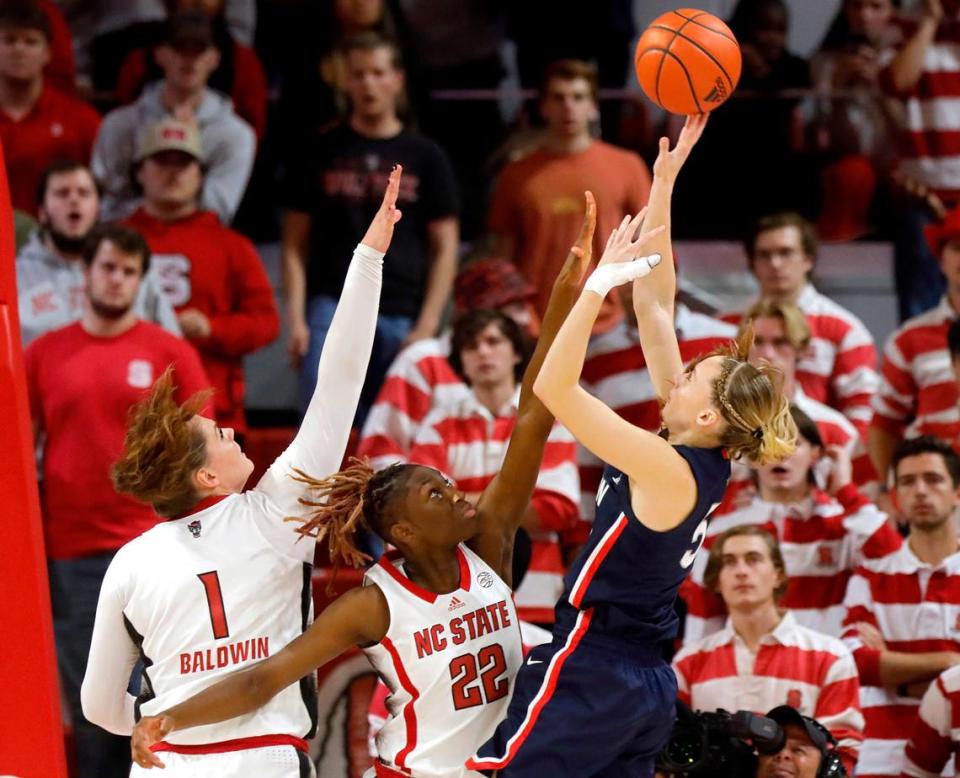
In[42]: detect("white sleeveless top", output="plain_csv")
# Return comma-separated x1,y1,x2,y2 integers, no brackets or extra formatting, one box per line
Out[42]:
363,544,523,778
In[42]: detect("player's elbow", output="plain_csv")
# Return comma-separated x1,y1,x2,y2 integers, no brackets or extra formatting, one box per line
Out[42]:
80,681,123,735
532,372,554,405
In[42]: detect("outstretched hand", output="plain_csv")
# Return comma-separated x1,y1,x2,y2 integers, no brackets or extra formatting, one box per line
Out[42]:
556,191,597,288
360,165,404,253
652,114,708,182
597,208,665,268
131,714,175,769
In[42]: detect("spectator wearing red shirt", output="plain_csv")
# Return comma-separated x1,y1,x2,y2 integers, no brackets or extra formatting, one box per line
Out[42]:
901,663,960,777
673,525,864,774
124,117,278,434
0,2,99,215
25,223,209,778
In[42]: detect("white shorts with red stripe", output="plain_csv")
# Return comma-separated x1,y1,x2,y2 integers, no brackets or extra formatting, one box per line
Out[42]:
135,735,315,777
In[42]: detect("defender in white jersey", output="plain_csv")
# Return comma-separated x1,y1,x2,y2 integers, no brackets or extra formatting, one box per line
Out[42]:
81,167,407,777
129,193,600,778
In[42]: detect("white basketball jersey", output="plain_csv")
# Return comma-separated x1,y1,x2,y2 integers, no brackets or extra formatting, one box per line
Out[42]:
363,545,523,778
98,485,317,746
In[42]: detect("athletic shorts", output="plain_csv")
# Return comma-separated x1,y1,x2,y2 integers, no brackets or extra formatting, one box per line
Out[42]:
130,743,315,777
468,627,677,778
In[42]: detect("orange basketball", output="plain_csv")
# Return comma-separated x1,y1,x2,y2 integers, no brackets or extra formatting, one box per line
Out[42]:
635,8,741,115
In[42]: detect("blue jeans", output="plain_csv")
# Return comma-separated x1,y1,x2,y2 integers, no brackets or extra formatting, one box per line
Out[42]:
299,294,413,430
894,200,946,321
49,552,137,778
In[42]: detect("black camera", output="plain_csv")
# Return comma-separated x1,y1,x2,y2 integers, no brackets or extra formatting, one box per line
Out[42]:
656,703,784,778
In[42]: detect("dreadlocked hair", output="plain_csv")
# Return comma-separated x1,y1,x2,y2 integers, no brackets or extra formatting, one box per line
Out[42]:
112,366,213,517
687,324,797,465
287,458,414,585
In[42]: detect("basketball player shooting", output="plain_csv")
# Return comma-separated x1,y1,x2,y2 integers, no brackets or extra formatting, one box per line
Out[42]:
129,193,601,778
467,115,797,777
80,167,403,777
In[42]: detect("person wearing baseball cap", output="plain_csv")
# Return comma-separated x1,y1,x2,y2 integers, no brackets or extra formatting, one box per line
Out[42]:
92,8,255,223
756,706,847,778
135,116,204,165
453,256,540,336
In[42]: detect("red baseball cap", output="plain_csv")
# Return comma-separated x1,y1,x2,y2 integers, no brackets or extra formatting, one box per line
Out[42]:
454,258,537,313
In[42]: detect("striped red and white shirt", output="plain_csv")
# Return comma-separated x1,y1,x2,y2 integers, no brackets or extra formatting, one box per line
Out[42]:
359,332,470,471
408,388,579,624
902,664,960,778
882,30,960,204
871,296,959,458
842,543,960,778
672,610,864,773
578,304,736,521
723,284,879,436
682,485,901,643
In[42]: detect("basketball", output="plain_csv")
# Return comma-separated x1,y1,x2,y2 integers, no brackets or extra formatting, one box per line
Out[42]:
635,8,742,115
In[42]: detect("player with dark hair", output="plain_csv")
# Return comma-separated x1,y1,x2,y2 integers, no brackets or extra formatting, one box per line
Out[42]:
129,193,605,777
469,115,796,777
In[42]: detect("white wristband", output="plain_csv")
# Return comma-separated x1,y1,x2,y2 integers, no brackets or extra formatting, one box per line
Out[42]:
355,243,386,263
583,254,661,297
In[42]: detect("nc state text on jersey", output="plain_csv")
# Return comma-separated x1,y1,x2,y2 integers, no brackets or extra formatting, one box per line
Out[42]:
414,600,513,659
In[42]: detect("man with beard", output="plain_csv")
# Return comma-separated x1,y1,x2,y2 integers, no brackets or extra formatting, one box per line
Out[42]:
16,159,179,346
842,436,960,778
24,223,209,778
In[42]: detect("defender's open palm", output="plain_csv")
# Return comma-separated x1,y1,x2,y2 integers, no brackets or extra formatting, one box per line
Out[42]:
361,165,404,253
597,208,664,269
131,715,174,769
652,114,707,182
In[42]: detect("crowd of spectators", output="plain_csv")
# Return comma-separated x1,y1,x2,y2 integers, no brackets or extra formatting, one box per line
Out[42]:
17,0,960,776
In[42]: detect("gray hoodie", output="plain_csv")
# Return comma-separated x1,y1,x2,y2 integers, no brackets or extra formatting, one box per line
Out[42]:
15,231,181,346
91,82,256,224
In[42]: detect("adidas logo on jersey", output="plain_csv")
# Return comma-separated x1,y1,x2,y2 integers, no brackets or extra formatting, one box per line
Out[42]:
448,596,465,611
703,77,728,104
188,520,202,538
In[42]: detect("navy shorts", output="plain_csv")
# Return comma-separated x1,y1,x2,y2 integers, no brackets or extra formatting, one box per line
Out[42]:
468,622,677,778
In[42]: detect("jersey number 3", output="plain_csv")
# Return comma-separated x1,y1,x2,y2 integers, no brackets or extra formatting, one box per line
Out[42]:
197,571,230,639
449,644,508,710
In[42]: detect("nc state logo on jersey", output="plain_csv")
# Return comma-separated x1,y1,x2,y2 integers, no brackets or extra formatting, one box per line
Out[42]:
817,546,834,567
786,689,802,709
127,359,154,388
187,520,202,538
477,572,494,588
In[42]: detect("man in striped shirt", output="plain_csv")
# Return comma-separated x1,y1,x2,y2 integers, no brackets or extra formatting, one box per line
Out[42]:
358,257,540,471
881,0,960,320
407,308,579,624
723,212,878,437
901,664,960,777
869,208,960,484
682,405,900,644
673,525,864,774
842,435,960,778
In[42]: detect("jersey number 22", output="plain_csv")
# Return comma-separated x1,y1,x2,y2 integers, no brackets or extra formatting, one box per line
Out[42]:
449,644,508,710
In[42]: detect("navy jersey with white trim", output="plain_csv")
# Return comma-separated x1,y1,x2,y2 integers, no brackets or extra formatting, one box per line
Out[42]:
554,445,730,644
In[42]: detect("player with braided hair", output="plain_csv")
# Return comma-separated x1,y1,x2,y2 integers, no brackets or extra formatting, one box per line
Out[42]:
467,116,798,777
81,167,404,777
130,193,626,777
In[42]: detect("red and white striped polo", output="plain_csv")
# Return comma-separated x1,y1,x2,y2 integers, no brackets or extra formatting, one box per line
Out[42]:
901,664,960,778
408,389,579,624
358,332,470,471
672,610,864,774
682,485,901,643
871,296,959,462
723,283,878,436
842,543,960,778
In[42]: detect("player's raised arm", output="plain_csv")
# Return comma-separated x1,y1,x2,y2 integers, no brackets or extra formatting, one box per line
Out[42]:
130,584,390,769
631,114,706,403
468,194,595,583
256,166,403,512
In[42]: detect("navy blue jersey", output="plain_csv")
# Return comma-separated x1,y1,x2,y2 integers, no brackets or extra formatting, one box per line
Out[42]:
553,445,730,645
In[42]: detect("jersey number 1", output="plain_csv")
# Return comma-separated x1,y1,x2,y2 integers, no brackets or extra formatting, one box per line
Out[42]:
197,571,230,639
449,644,508,710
